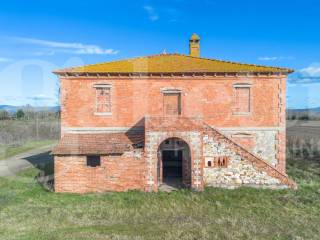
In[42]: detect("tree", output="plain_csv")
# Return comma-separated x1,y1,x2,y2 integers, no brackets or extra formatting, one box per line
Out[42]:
16,109,25,119
0,110,10,120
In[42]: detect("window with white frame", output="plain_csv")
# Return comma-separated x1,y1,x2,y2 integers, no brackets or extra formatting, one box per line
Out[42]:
94,84,112,114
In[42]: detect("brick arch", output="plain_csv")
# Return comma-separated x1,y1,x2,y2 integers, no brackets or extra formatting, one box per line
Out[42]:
157,137,192,188
144,130,203,192
157,135,193,156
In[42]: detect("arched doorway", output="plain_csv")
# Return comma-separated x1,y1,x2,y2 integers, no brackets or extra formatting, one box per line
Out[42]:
158,138,191,189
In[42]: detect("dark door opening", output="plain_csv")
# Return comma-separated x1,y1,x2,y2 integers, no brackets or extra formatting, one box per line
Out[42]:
158,138,191,190
162,150,182,181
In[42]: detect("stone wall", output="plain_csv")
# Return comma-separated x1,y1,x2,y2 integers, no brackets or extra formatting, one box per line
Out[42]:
54,149,146,193
220,129,278,166
203,134,288,189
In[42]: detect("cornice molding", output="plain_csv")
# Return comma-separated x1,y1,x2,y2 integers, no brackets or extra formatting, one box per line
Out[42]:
55,71,287,79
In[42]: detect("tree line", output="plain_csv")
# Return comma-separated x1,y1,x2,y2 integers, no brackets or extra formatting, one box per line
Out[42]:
0,109,60,121
286,111,320,121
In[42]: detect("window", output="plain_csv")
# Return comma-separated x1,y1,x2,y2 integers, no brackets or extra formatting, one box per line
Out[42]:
163,92,181,115
234,85,251,114
87,156,101,167
94,84,111,115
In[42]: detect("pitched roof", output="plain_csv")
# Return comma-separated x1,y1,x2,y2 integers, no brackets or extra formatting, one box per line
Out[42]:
52,132,144,155
54,54,293,74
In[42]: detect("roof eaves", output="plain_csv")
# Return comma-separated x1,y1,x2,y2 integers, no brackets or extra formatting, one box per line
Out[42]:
53,71,293,77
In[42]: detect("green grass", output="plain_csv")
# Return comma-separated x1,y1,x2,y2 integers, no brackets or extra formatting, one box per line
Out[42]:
0,140,57,160
1,157,320,239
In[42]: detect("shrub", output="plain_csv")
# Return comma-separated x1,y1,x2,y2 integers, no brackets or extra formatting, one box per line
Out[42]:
16,109,25,119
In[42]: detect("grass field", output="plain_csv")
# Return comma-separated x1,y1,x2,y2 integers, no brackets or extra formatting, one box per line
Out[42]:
0,121,320,239
0,155,320,240
0,140,57,160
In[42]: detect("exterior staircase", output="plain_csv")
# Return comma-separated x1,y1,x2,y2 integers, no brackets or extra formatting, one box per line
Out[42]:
203,123,297,189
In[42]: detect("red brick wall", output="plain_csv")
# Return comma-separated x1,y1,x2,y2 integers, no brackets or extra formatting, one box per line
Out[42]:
54,153,146,193
59,75,287,175
231,134,256,152
60,76,286,130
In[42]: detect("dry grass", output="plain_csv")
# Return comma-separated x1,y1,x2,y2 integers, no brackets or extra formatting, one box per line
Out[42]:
0,119,59,160
0,119,59,146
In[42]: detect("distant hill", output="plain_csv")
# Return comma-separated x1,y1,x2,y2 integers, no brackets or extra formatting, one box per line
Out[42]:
288,107,320,113
0,105,60,113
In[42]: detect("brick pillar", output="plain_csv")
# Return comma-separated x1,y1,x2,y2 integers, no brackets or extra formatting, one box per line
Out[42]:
190,133,204,191
277,77,287,174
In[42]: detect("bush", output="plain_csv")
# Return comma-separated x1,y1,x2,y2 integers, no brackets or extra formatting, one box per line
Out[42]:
16,109,25,119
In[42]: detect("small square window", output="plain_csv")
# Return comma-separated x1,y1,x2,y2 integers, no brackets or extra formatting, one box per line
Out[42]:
87,156,101,167
208,161,212,167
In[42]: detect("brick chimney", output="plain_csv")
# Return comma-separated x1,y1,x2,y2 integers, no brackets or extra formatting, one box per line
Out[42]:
189,33,200,57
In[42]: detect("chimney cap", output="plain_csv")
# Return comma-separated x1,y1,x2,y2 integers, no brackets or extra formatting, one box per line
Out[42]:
190,33,200,41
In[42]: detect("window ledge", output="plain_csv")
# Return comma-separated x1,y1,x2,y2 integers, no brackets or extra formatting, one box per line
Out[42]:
232,112,251,116
94,112,112,116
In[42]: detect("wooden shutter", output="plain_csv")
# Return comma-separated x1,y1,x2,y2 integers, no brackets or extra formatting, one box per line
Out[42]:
163,93,181,115
235,87,250,113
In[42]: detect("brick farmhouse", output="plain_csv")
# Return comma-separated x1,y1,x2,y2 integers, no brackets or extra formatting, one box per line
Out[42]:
52,34,296,193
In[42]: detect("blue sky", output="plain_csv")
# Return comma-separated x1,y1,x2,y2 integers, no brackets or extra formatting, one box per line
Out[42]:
0,0,319,108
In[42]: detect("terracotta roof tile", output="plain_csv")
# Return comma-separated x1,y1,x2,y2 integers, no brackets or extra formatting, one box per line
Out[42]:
52,132,144,155
53,53,293,74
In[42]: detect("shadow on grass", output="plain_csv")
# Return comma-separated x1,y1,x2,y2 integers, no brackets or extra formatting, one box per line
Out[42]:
23,151,54,191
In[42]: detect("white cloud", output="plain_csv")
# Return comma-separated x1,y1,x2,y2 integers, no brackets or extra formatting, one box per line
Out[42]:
143,5,159,21
27,94,55,101
258,56,279,61
1,95,57,106
0,57,13,63
289,63,320,84
11,37,119,55
300,66,320,77
33,50,56,56
258,56,294,61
